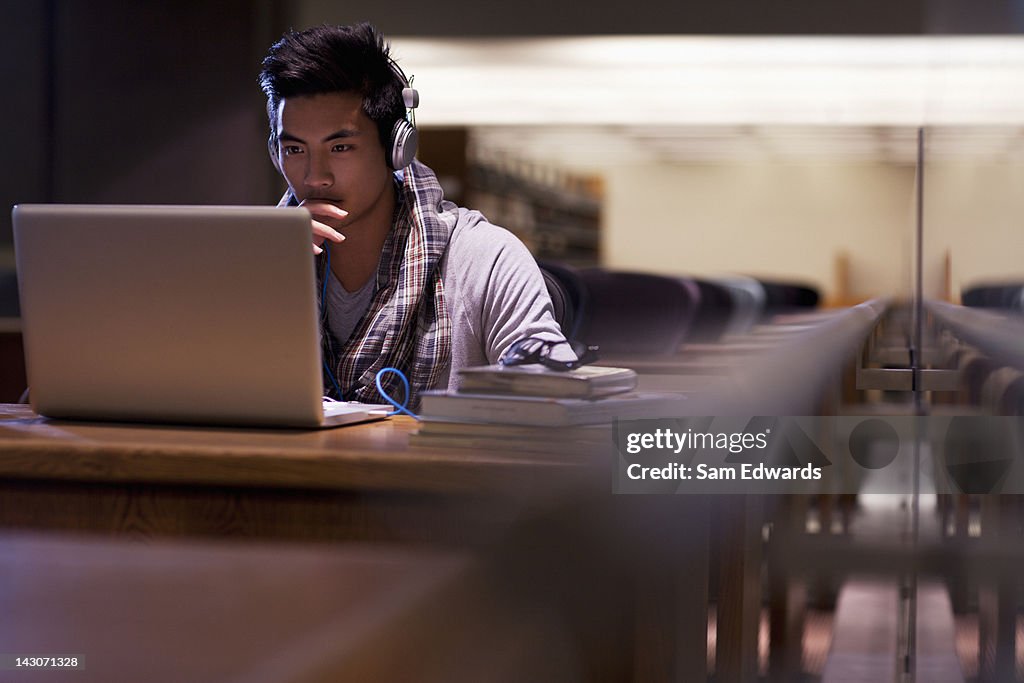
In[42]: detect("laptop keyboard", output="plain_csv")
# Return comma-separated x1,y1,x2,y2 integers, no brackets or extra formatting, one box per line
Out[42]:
322,401,390,417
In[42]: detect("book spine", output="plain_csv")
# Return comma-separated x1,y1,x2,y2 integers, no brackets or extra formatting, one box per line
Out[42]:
420,397,568,426
458,378,590,398
409,434,611,456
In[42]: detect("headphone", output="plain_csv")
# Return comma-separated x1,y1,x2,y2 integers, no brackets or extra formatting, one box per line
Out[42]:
388,58,420,170
268,57,420,173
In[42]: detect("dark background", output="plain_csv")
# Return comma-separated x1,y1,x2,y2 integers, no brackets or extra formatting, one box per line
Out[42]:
2,0,1023,244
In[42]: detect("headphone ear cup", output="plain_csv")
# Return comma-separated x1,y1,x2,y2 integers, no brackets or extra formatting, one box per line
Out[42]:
390,119,418,169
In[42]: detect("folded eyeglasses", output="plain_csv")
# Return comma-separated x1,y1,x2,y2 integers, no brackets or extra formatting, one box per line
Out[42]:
498,337,600,372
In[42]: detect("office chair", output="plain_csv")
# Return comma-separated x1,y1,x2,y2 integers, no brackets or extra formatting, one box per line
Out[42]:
962,282,1024,311
755,278,820,312
710,275,766,336
576,268,700,356
538,261,588,339
689,279,734,342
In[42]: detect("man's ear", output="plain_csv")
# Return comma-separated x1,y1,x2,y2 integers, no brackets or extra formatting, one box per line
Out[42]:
268,135,282,174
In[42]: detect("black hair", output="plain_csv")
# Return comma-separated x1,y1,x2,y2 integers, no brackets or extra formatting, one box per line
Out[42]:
258,23,406,159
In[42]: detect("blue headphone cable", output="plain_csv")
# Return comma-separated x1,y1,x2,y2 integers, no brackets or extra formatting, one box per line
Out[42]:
320,249,419,419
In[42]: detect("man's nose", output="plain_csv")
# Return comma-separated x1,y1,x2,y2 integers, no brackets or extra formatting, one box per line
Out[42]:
304,153,333,188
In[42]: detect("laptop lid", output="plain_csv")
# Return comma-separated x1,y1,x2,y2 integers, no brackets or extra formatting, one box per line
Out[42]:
12,204,368,428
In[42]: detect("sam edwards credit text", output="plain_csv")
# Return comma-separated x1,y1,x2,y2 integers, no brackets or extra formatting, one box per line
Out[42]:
626,463,823,481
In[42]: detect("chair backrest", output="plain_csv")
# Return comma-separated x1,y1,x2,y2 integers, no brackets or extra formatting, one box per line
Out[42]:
756,278,821,312
1012,286,1024,313
962,282,1024,311
961,285,990,308
576,268,700,356
689,279,734,342
540,269,572,339
711,275,766,336
538,261,588,339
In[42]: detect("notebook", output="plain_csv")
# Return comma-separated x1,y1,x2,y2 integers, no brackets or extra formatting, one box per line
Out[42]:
12,204,390,429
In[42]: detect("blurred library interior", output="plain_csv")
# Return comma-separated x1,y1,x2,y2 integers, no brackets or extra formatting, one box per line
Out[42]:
2,1,1024,681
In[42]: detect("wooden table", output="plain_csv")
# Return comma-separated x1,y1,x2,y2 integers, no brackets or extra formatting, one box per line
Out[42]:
0,404,720,682
0,404,608,543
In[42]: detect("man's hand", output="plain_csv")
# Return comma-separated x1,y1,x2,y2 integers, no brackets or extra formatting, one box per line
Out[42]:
299,199,347,254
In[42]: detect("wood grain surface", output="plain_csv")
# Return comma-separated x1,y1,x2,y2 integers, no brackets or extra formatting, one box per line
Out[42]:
0,404,606,496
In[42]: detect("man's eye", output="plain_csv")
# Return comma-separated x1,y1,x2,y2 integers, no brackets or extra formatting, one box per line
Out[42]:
282,146,303,156
332,144,353,152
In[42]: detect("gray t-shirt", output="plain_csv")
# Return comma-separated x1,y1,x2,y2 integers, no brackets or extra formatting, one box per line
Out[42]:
323,270,375,348
322,209,566,392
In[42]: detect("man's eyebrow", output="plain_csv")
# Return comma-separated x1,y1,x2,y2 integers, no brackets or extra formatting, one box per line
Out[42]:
324,129,362,142
278,129,363,144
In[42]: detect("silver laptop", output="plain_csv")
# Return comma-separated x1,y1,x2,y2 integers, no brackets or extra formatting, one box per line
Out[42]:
12,204,390,428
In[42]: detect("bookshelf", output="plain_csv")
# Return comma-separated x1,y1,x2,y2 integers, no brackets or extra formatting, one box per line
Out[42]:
418,127,603,266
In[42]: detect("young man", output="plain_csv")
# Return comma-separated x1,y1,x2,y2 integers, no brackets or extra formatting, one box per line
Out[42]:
258,23,567,408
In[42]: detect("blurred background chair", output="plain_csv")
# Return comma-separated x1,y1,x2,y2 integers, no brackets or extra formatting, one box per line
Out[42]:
576,268,700,356
710,275,766,337
538,260,588,340
961,281,1024,312
755,277,820,313
688,278,735,343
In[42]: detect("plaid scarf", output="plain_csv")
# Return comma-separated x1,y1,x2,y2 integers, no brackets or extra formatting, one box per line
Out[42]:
303,160,454,409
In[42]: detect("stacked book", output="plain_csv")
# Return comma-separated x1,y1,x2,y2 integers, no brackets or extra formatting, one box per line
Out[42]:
411,419,613,458
456,363,638,400
410,363,687,456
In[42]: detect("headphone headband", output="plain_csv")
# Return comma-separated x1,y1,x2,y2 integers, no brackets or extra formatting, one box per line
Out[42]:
388,58,418,108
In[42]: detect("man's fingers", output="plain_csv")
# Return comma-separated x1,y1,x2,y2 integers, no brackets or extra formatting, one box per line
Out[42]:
311,219,345,244
298,199,346,252
300,199,349,223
